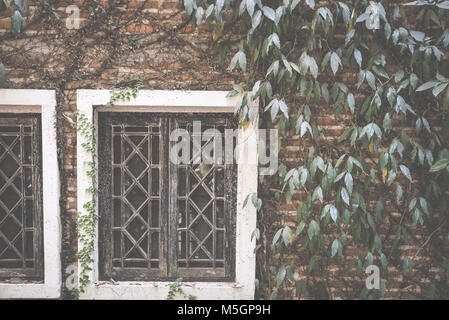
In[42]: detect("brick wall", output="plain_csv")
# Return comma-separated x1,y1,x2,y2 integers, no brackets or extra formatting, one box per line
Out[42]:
0,0,447,299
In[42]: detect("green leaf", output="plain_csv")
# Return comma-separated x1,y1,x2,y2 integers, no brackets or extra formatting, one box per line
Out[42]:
322,204,338,222
312,186,323,203
282,226,292,246
335,154,346,167
338,2,350,25
270,33,280,49
365,70,376,90
433,83,448,97
386,87,396,107
11,9,22,34
395,70,404,83
331,239,340,257
374,234,382,253
308,56,318,79
262,6,275,21
416,81,440,92
429,158,449,172
279,99,289,119
341,187,350,206
419,197,430,216
230,51,246,72
380,253,387,271
347,93,355,112
184,0,194,15
307,256,319,275
437,1,449,9
356,12,370,23
272,228,282,246
296,221,306,236
321,84,329,102
251,228,260,241
243,193,251,208
354,49,362,68
330,52,341,75
305,0,315,9
195,7,204,26
205,4,214,18
251,193,262,211
372,66,389,79
400,165,412,182
251,10,262,30
276,266,286,286
410,30,425,42
246,0,255,16
308,220,320,240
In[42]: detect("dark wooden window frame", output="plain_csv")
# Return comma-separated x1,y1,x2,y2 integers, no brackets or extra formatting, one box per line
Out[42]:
0,114,43,280
98,112,236,282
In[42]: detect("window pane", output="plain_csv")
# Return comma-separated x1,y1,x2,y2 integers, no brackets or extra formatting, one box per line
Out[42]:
99,113,236,281
0,115,42,279
175,116,236,275
100,114,162,280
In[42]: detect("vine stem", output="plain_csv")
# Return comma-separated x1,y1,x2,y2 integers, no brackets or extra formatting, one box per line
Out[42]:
411,218,448,262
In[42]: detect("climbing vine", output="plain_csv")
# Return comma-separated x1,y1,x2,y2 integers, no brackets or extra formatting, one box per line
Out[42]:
166,278,197,300
180,0,449,299
73,109,97,298
73,83,141,297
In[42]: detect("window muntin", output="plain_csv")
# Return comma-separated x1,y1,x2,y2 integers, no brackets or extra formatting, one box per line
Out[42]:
0,114,43,280
173,117,236,279
98,112,236,282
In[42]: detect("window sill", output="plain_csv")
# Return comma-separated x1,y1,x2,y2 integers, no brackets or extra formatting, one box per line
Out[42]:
81,281,252,300
0,283,60,299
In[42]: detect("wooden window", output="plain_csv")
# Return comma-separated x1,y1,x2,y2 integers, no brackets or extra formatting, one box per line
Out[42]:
98,113,237,282
0,114,43,280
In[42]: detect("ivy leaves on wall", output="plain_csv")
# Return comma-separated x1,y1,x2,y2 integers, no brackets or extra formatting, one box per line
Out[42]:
0,0,29,87
181,0,449,299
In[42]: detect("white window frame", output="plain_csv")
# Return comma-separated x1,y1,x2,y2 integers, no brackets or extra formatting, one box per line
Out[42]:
0,89,61,299
76,90,258,300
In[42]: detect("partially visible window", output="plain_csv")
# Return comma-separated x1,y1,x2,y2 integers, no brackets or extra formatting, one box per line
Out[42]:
98,112,237,282
0,114,43,280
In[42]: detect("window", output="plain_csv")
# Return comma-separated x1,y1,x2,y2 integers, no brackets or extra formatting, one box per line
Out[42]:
0,114,43,279
98,113,237,281
77,90,257,299
0,89,61,299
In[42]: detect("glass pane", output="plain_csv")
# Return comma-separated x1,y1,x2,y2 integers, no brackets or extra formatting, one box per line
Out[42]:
113,135,121,164
151,168,159,196
113,168,121,195
151,135,159,164
24,136,32,164
175,116,236,272
102,117,163,277
178,167,186,195
0,118,42,275
24,168,32,196
151,201,159,228
151,232,159,259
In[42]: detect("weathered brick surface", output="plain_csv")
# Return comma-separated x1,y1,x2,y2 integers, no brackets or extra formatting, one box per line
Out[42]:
0,1,447,299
